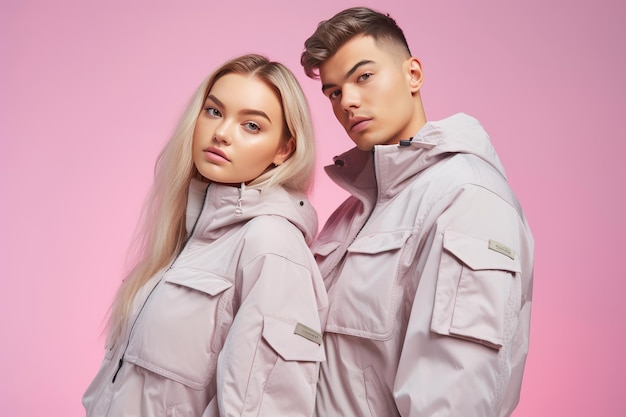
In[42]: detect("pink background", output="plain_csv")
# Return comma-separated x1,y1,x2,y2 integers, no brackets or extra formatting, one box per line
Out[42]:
1,0,624,415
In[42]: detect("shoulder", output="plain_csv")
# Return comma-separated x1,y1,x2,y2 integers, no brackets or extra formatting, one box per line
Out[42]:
415,153,516,204
245,215,301,236
240,215,311,261
429,153,500,184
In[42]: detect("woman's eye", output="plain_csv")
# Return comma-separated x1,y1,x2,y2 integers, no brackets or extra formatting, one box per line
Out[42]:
329,90,341,100
358,72,372,82
243,122,261,132
205,106,221,117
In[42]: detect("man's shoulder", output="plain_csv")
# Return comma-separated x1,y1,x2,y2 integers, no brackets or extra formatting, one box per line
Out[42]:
418,152,506,189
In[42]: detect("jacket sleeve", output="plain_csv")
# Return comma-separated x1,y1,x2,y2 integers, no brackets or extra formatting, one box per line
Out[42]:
394,185,534,417
213,230,326,417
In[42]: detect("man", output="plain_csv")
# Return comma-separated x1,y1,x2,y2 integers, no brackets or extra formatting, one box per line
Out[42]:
301,7,534,417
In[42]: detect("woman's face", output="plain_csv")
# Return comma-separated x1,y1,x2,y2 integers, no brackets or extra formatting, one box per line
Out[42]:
192,73,292,185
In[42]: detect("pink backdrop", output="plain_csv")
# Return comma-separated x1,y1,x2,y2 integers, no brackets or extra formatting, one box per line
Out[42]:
2,0,624,415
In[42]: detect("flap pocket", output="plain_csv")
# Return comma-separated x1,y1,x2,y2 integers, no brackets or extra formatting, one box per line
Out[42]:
443,230,521,272
262,316,326,362
431,231,522,350
347,230,411,254
165,267,233,295
126,354,215,390
325,231,412,340
125,269,235,389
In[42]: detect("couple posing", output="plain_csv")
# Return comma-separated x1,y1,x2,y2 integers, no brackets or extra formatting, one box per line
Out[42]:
83,7,534,417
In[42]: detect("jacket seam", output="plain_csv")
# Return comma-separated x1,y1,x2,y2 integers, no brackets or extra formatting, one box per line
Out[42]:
241,251,313,273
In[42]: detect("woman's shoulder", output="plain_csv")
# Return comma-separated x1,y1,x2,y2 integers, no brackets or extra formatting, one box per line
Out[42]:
240,215,312,261
245,214,305,240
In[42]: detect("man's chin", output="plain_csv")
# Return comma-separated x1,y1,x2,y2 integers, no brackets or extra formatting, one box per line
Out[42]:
355,144,375,152
348,134,375,151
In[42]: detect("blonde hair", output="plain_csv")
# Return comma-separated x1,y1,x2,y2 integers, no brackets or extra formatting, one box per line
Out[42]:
106,54,316,346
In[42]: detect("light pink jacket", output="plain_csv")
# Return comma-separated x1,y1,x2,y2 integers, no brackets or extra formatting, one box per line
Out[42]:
313,113,534,417
83,179,328,417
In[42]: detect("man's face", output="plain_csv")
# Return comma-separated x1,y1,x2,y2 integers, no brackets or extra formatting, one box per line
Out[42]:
319,35,423,151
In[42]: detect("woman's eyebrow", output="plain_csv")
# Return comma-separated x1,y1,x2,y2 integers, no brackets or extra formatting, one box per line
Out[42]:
206,94,271,123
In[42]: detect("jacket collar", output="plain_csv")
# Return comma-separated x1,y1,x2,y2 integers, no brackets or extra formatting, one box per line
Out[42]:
186,179,318,245
325,113,507,202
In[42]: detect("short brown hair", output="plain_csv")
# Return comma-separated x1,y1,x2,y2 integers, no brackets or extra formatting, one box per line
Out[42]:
301,7,411,79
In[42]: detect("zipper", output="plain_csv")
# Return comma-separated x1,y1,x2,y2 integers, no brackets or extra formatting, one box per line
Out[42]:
111,182,210,383
111,358,123,383
234,182,245,216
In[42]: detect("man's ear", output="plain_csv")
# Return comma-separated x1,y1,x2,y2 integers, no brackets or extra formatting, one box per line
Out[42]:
273,137,295,165
406,57,424,93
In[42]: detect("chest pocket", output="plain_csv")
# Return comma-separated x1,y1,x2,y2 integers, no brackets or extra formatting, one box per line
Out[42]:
125,267,234,389
325,231,411,341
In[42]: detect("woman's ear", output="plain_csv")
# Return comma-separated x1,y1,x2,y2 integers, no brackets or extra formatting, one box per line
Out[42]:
273,137,295,165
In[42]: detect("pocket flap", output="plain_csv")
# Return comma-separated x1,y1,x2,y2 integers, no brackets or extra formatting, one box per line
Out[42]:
348,231,411,254
165,267,233,295
443,231,521,273
262,316,326,362
313,240,342,257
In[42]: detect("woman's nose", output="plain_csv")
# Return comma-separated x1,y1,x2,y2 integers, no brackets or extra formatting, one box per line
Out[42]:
213,120,233,144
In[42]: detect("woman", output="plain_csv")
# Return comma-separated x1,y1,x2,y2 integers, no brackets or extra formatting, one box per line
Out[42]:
83,54,327,417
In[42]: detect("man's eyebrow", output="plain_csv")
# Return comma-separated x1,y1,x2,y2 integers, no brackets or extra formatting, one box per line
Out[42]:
321,60,375,93
206,94,271,123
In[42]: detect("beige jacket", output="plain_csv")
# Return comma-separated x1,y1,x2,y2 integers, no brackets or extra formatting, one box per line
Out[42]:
313,113,534,417
83,180,328,417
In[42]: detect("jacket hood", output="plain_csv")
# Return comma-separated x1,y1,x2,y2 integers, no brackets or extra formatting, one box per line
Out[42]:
326,113,507,200
186,179,318,245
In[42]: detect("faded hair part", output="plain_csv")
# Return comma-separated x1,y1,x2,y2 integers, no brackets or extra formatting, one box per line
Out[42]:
301,7,412,79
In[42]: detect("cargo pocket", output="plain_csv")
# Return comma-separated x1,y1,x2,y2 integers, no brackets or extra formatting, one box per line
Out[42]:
254,316,325,415
325,231,411,340
125,268,234,389
431,230,521,349
262,315,326,362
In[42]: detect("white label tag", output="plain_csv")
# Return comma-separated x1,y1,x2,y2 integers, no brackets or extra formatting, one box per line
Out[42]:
294,323,322,345
488,239,516,260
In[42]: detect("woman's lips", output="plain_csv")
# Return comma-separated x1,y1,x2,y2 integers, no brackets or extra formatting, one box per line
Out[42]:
204,147,230,163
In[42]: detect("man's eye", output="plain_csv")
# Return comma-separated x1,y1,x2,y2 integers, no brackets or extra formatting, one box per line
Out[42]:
329,90,341,99
358,73,372,82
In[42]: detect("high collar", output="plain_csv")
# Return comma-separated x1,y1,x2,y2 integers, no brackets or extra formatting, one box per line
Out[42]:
186,179,318,245
325,113,507,202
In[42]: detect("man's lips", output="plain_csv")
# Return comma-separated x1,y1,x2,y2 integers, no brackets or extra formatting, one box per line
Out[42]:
204,146,230,162
348,116,371,133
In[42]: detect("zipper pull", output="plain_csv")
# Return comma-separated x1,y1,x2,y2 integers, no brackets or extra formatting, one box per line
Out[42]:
399,137,414,146
234,182,245,217
112,358,123,383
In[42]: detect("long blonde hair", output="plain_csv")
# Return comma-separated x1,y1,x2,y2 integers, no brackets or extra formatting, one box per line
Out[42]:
106,54,316,346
